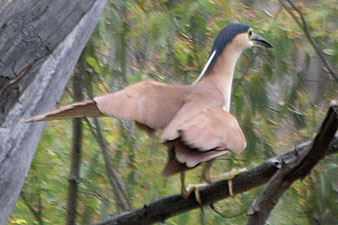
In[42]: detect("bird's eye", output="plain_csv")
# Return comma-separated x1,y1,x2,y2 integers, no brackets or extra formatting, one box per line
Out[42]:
248,29,253,39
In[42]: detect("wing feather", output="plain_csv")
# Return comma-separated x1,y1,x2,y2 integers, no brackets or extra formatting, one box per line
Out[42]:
161,106,246,154
27,80,187,130
94,81,187,129
161,106,246,176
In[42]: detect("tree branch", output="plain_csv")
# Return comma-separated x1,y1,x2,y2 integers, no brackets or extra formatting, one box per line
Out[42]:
66,56,85,225
93,117,133,211
280,0,338,84
85,76,133,212
84,117,127,213
247,100,338,225
20,191,44,225
93,103,338,225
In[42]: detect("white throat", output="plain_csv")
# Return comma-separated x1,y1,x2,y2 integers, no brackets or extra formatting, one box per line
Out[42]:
201,46,244,112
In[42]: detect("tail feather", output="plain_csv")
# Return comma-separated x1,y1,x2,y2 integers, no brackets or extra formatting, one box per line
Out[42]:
162,145,189,177
26,100,103,122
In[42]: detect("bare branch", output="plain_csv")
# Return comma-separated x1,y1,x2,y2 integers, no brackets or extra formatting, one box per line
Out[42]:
246,101,338,225
66,56,85,225
64,73,133,212
20,192,44,225
280,0,338,84
84,117,128,213
93,103,338,225
94,118,133,211
85,77,133,211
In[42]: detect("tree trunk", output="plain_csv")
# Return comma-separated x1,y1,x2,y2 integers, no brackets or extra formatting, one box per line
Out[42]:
66,55,85,225
0,0,107,224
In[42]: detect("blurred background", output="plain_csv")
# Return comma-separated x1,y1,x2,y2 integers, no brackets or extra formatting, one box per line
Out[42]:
10,0,338,224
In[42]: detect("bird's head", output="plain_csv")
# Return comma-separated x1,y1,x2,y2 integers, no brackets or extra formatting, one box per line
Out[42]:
192,24,272,85
209,23,273,66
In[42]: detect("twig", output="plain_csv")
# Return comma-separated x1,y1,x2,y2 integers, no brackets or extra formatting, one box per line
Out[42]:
210,203,248,219
20,191,44,225
85,117,127,212
85,76,133,211
280,0,338,84
246,101,338,225
64,74,133,212
81,112,131,212
92,117,133,211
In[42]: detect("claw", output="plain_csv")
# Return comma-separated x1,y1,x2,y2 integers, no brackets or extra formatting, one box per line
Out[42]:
182,184,206,204
223,168,247,197
202,161,247,197
227,179,233,197
181,184,190,199
180,172,205,204
195,186,201,204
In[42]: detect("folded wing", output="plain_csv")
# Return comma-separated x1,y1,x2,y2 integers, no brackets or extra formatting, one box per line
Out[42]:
161,106,246,176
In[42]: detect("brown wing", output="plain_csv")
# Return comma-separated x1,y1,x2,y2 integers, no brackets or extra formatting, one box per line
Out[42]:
162,140,229,176
161,105,246,176
161,106,246,153
94,81,187,129
25,100,102,122
27,81,188,130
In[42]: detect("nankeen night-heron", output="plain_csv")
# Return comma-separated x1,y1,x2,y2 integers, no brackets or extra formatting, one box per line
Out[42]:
27,23,273,203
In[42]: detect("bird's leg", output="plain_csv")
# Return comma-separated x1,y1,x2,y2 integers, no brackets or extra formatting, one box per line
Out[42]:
201,161,213,183
180,172,205,204
180,172,189,198
202,161,247,197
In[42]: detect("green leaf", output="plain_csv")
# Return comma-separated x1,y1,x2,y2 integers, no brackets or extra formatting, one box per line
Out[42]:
86,56,102,75
322,48,335,56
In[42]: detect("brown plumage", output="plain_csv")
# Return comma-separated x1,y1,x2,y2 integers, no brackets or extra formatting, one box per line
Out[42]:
26,80,245,175
27,24,272,186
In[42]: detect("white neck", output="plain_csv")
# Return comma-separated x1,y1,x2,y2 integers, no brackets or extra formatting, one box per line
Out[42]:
201,46,243,112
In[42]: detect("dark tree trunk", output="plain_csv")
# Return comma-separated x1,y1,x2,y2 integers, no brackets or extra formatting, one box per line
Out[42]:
0,0,107,224
66,55,85,225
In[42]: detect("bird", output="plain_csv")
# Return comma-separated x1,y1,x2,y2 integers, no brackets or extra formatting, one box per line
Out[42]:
26,23,272,202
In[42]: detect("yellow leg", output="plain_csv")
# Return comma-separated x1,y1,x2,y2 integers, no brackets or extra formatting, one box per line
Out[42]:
180,172,206,204
180,172,189,199
202,161,247,197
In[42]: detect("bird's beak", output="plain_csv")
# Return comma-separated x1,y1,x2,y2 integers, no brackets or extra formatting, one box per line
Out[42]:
252,34,273,48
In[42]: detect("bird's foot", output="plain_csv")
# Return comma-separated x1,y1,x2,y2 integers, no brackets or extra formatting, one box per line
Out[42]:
181,183,208,204
219,168,247,197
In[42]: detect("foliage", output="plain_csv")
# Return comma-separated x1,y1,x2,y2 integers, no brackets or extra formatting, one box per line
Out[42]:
11,0,338,224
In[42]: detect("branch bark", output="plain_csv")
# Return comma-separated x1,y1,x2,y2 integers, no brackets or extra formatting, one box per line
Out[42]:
246,101,338,225
94,103,338,225
0,1,108,224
